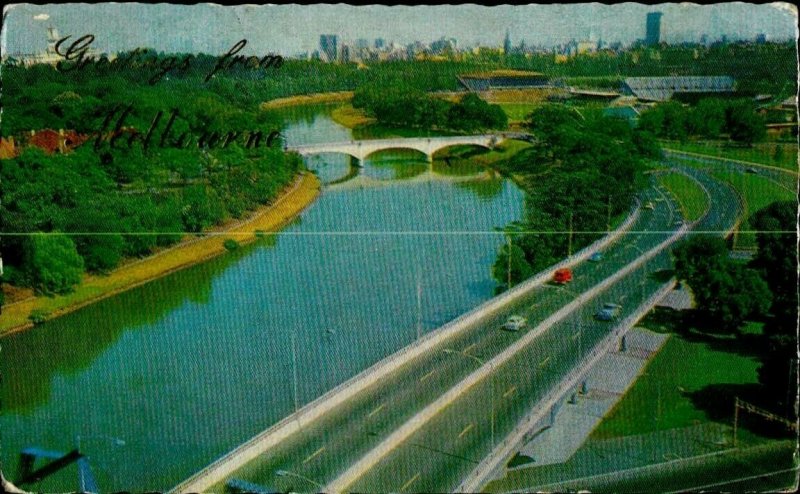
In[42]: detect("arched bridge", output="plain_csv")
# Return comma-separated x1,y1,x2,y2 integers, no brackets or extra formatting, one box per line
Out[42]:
288,134,526,162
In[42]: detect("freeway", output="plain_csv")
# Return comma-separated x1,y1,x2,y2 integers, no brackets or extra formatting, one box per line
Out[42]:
334,164,742,492
199,176,687,492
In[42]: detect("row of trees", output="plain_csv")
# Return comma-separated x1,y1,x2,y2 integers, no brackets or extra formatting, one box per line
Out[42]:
673,200,796,416
638,98,767,144
352,88,507,131
491,105,660,289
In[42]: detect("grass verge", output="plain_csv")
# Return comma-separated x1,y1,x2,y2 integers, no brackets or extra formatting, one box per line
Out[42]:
0,173,321,336
662,140,798,172
591,308,762,439
657,172,710,222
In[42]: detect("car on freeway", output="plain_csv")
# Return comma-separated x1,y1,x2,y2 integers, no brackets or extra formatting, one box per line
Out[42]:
746,167,759,174
502,315,527,331
589,252,603,262
595,303,622,321
644,201,655,210
553,267,573,284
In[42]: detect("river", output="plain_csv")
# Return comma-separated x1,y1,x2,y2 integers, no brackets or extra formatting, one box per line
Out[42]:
0,105,523,491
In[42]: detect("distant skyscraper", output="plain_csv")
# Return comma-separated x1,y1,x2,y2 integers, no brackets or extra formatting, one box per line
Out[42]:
320,34,338,62
503,30,511,55
645,12,663,46
374,38,385,50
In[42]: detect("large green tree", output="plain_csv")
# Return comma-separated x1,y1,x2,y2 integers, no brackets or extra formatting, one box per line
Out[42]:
673,235,771,332
23,233,85,295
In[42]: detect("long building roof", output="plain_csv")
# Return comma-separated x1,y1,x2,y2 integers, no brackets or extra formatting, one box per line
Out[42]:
623,76,735,101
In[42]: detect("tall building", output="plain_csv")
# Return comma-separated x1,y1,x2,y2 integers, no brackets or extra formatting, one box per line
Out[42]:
645,12,663,46
374,38,385,50
320,34,338,62
503,30,511,55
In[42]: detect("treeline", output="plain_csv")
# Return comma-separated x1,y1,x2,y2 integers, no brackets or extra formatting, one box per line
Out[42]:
673,201,797,418
638,98,767,144
1,143,300,295
491,106,660,289
1,59,304,296
352,88,507,131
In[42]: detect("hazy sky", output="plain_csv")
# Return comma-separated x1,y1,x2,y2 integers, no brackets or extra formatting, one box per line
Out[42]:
2,3,797,56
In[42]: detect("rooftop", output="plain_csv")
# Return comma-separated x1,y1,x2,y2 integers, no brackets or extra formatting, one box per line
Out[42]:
623,76,735,101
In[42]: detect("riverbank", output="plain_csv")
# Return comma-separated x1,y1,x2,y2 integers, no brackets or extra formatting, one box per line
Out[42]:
0,172,321,337
260,91,353,110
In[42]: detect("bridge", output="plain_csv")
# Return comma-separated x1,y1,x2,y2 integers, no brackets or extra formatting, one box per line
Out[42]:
288,134,524,162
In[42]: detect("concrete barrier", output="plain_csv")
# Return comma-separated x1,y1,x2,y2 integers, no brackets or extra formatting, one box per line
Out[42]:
170,203,642,493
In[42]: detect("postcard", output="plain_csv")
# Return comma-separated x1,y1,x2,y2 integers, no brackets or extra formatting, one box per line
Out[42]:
0,3,798,493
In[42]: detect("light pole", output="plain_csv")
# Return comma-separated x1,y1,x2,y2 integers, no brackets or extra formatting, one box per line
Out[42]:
443,349,495,448
276,469,324,490
291,331,299,413
624,243,648,308
75,434,126,453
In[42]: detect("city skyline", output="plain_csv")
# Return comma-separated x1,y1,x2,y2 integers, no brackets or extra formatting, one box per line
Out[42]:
3,3,797,57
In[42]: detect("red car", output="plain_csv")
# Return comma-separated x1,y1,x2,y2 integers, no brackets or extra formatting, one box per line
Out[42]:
553,268,573,284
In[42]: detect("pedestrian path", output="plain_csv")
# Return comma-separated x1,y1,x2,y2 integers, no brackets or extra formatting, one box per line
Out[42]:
515,327,669,468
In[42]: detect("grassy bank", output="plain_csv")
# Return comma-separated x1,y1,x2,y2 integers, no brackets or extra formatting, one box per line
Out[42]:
330,104,375,128
0,172,321,336
662,140,799,172
711,171,796,249
657,172,710,222
260,91,353,110
592,308,763,439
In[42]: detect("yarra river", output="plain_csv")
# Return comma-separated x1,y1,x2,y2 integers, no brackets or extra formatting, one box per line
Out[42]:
0,105,524,491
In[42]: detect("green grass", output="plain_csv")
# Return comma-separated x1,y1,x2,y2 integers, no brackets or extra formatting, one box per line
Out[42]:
497,102,539,122
657,172,710,222
663,140,799,172
710,171,796,249
592,321,761,439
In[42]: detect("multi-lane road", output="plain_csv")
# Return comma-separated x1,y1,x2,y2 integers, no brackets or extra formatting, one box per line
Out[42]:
177,160,743,493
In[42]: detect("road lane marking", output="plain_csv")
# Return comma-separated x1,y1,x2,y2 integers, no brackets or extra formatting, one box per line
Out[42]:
458,423,475,438
367,403,386,418
302,446,326,464
503,386,517,398
463,342,477,353
538,356,551,368
419,370,435,383
400,472,420,492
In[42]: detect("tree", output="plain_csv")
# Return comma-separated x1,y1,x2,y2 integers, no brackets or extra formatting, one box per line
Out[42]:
22,233,84,295
725,101,766,145
492,241,533,291
673,235,771,332
751,201,798,416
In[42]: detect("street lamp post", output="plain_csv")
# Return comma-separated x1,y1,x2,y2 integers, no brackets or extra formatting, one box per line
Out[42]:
291,331,299,413
75,434,126,453
276,469,325,490
443,349,495,448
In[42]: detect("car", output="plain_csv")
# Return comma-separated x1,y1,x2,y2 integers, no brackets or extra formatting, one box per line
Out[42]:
553,267,573,284
589,252,603,262
746,167,759,174
644,201,655,210
595,303,622,321
503,315,527,331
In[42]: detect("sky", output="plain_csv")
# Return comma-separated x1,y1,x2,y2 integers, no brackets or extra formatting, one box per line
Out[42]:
2,3,798,56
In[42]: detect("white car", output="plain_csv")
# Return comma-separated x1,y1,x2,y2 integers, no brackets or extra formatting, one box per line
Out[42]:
503,315,527,331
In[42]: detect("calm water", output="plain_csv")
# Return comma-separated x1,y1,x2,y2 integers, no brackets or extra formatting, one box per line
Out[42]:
0,105,523,491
